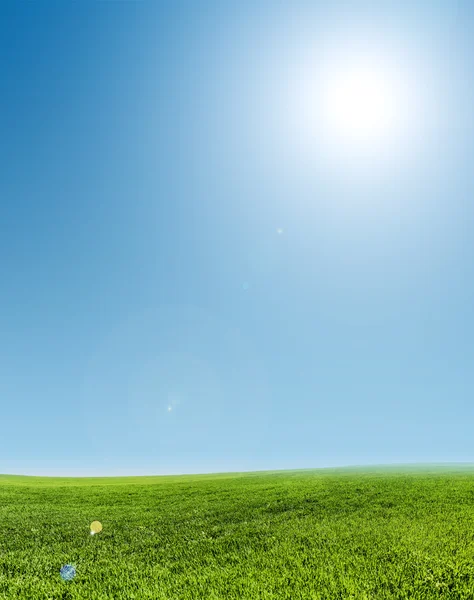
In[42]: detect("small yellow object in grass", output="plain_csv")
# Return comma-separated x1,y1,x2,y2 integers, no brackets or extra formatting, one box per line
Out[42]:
90,521,103,534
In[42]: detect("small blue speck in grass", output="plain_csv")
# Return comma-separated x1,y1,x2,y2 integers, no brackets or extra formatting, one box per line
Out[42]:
60,564,76,581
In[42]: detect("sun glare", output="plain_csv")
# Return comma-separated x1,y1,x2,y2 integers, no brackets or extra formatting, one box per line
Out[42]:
314,49,414,162
281,35,428,172
322,64,398,146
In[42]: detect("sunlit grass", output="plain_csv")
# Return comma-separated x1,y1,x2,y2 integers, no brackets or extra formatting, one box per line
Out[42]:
1,466,474,598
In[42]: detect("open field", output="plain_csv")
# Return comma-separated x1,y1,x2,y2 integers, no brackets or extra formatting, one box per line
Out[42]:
2,465,474,599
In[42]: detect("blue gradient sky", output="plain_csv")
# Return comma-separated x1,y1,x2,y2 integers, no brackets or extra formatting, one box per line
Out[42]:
1,1,474,476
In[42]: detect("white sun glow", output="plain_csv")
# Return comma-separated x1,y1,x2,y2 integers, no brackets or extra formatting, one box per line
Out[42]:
315,50,416,164
282,37,427,173
322,63,398,147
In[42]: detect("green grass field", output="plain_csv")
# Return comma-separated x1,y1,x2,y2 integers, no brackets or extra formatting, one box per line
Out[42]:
2,465,474,599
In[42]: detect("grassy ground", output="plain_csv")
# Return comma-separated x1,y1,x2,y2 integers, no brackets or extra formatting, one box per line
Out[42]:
1,466,474,599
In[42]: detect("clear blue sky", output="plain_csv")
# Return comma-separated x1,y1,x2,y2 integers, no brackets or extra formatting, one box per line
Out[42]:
1,1,474,476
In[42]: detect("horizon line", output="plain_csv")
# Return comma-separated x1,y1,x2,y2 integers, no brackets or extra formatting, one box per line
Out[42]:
2,461,474,479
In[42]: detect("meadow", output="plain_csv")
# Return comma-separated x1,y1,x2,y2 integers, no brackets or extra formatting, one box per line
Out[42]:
1,465,474,599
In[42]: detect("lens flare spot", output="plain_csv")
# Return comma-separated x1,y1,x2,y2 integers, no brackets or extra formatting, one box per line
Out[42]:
60,564,76,581
90,521,103,534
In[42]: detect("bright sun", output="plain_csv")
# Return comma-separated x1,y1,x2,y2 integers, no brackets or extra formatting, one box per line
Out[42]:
285,40,422,167
322,64,398,147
